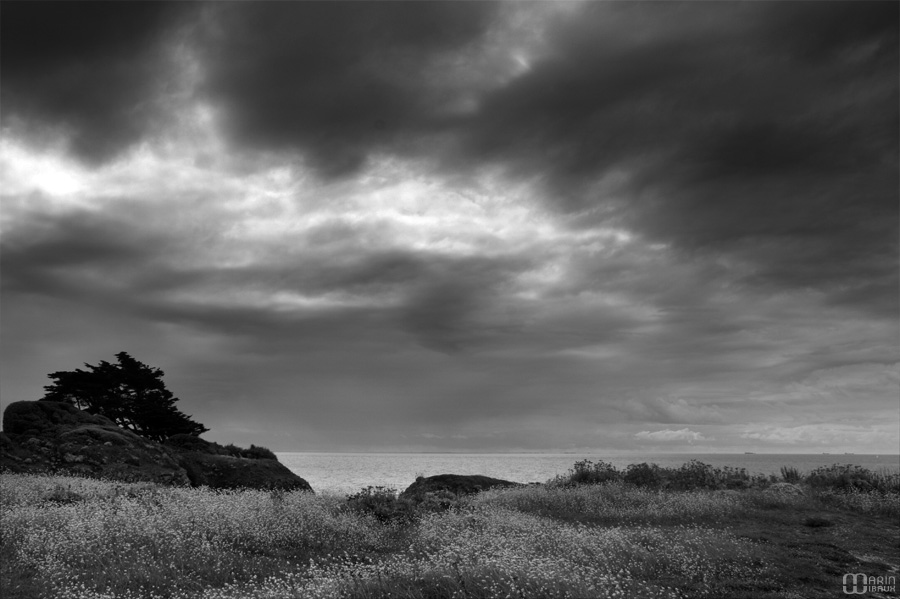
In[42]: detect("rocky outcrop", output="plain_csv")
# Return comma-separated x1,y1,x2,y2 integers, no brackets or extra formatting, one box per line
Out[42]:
400,474,522,500
164,434,312,492
1,401,312,492
3,400,114,436
1,401,189,485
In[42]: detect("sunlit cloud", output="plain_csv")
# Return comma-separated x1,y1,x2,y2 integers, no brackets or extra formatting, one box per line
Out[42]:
635,429,712,443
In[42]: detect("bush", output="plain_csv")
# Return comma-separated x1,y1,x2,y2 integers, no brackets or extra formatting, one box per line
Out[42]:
551,460,621,486
551,460,775,491
222,443,278,460
416,489,470,513
245,444,277,460
165,437,277,461
346,486,416,522
164,433,214,452
805,464,881,492
671,461,722,490
624,462,665,488
780,466,802,483
667,462,766,491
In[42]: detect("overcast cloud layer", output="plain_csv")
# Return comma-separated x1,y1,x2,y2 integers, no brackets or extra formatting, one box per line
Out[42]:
2,1,897,453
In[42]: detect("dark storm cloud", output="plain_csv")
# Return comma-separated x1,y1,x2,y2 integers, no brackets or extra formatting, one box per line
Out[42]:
196,1,500,177
0,208,164,300
402,276,512,354
0,203,534,355
459,1,898,315
0,1,190,163
184,1,897,317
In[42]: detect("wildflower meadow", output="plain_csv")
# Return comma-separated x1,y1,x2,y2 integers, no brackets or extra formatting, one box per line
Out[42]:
2,461,897,599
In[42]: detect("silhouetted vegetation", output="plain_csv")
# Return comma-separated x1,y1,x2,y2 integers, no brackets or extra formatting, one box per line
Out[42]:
164,434,278,461
41,352,207,441
549,459,899,496
223,443,278,460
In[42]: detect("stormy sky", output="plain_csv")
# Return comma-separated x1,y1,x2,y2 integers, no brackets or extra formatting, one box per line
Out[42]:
1,1,897,454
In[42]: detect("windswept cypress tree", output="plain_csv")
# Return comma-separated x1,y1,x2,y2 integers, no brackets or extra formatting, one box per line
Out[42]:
41,352,208,441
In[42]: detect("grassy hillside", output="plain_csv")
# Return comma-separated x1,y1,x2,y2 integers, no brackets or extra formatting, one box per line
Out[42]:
1,462,897,598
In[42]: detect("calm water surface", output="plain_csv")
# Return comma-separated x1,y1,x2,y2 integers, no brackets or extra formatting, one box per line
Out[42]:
276,452,900,494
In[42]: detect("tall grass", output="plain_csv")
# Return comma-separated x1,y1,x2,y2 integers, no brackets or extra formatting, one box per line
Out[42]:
804,464,900,492
1,474,390,599
779,466,801,484
1,473,775,599
474,481,743,525
549,459,773,490
2,461,897,598
549,459,899,496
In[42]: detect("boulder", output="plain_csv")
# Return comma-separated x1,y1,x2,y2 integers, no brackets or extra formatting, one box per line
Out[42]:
400,474,522,500
1,401,312,492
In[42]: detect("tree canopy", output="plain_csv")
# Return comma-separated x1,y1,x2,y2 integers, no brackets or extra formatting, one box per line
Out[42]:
41,352,208,441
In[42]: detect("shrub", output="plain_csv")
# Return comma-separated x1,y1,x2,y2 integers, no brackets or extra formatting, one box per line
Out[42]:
671,461,721,490
346,486,416,522
805,464,881,492
223,443,278,460
416,489,470,513
666,462,765,491
624,462,665,488
165,433,214,452
167,437,278,460
780,466,802,484
870,467,900,493
552,460,775,491
550,459,621,486
720,465,768,490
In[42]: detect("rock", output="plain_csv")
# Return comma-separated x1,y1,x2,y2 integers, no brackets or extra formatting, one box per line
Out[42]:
1,402,190,485
174,451,313,492
1,401,313,492
164,434,312,492
400,474,522,500
3,401,113,436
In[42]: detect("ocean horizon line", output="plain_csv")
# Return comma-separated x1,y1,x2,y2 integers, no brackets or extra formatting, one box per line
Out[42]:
275,450,900,457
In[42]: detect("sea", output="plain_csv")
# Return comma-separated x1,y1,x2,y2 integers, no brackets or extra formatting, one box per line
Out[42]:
276,452,900,495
